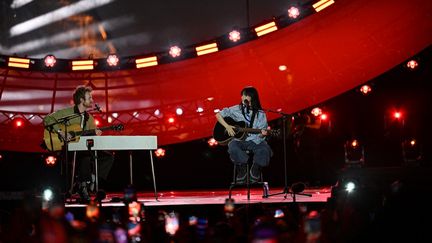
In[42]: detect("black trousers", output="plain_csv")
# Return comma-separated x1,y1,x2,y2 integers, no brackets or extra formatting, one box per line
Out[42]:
74,151,114,182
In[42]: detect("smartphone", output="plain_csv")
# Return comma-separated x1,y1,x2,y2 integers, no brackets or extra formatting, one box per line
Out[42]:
165,211,179,236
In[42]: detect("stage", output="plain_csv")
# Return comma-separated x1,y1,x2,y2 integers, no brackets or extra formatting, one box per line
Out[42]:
64,186,332,208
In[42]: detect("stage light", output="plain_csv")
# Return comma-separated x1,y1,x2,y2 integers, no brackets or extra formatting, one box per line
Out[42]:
107,116,113,123
360,85,372,95
311,107,322,117
44,55,56,68
278,65,287,71
155,148,166,157
136,56,158,68
207,138,218,147
43,188,54,201
406,60,418,70
393,111,402,119
112,112,118,118
168,117,175,124
228,30,241,42
345,181,356,193
214,109,220,113
344,139,364,167
287,6,300,19
175,108,183,115
14,118,25,128
254,21,278,37
154,109,161,116
94,118,101,126
320,113,328,120
169,46,182,58
8,57,30,69
45,155,57,166
195,43,219,56
402,138,422,165
133,111,139,117
196,107,204,113
313,0,335,12
106,54,119,66
72,60,94,71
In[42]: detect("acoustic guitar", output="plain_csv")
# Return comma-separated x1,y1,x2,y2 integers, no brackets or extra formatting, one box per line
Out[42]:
213,116,280,145
43,123,124,151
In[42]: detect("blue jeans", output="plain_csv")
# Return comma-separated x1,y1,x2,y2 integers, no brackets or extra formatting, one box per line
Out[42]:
228,140,272,167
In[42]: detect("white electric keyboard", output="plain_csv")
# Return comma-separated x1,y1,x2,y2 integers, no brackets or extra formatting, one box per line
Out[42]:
68,135,159,200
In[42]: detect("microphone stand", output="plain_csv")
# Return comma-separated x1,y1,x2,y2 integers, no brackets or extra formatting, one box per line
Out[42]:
263,108,312,200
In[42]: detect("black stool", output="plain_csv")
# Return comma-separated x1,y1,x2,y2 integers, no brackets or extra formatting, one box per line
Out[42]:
228,151,269,200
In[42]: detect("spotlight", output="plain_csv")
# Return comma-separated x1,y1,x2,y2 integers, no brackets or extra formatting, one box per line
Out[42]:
196,107,204,113
278,65,287,71
14,118,25,128
320,113,328,121
169,46,182,58
106,54,119,66
154,109,161,116
228,30,241,42
311,107,322,117
287,6,300,18
207,138,218,147
401,138,422,165
393,111,402,119
406,60,418,70
168,117,175,124
45,155,57,166
359,85,372,95
43,188,54,201
44,55,56,68
344,139,364,167
175,108,183,115
345,181,356,193
155,148,166,158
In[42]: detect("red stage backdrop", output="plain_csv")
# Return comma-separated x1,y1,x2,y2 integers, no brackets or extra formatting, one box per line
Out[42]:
1,0,431,152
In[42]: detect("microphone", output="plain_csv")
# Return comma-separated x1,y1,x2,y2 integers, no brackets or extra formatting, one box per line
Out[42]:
95,103,102,112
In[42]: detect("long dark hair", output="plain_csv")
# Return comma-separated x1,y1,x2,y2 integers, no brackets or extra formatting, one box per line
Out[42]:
239,86,263,127
240,86,262,111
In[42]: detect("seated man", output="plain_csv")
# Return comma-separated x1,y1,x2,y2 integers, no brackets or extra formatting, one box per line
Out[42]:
43,85,113,202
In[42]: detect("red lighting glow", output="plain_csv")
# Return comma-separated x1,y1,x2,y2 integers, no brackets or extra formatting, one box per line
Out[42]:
360,85,372,95
406,60,418,70
351,140,358,148
94,118,100,126
393,112,402,119
169,46,182,58
311,107,322,117
287,6,300,18
410,139,416,146
155,148,166,157
44,55,56,68
228,30,241,42
14,118,24,128
45,155,57,166
208,138,218,147
320,113,328,120
168,117,175,124
107,54,119,66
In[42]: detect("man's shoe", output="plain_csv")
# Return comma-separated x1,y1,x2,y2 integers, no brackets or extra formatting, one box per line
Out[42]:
235,164,248,183
250,163,262,183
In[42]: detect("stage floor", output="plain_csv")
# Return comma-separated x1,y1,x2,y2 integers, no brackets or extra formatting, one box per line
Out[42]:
65,186,332,208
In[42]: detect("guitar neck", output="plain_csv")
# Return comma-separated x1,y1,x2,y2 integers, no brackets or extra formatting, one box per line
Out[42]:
79,126,112,136
237,127,266,133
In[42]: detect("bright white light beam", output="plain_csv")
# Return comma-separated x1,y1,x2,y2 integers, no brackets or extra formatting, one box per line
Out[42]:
10,0,34,9
10,0,115,37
